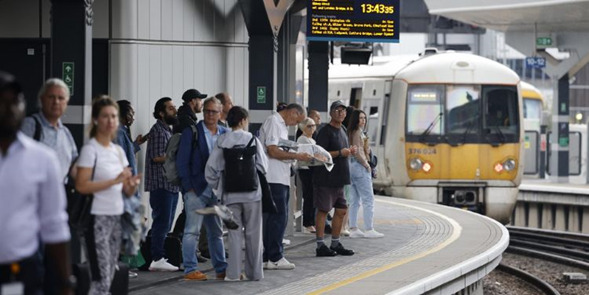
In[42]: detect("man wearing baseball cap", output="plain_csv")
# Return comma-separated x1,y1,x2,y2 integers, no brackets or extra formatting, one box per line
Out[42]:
313,100,357,257
175,88,207,134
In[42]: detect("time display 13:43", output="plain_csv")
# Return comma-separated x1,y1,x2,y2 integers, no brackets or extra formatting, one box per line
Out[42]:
360,3,395,14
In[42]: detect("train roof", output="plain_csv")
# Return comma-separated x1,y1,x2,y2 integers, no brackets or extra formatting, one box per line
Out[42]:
520,81,543,101
395,52,520,85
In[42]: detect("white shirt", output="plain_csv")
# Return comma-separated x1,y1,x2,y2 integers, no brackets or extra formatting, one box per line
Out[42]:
0,133,70,263
259,112,291,186
77,138,128,215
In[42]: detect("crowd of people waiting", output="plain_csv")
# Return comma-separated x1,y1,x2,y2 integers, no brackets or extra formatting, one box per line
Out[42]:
0,72,383,295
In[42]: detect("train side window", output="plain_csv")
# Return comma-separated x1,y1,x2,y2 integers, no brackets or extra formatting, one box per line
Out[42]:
406,85,444,135
523,98,542,119
379,93,390,146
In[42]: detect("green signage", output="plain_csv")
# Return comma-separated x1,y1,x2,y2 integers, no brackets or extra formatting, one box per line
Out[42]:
558,137,569,147
62,62,74,95
257,86,266,104
536,37,552,47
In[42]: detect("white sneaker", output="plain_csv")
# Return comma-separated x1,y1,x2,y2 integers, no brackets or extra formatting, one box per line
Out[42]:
149,258,179,271
341,229,351,236
266,257,295,270
349,228,365,238
364,229,384,238
282,239,291,246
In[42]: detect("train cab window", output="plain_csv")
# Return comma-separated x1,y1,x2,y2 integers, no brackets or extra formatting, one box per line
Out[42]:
406,85,444,136
446,85,481,135
523,98,542,119
482,86,519,143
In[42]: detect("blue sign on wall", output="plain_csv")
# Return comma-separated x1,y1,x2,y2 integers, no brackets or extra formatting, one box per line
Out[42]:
307,0,400,43
525,57,546,69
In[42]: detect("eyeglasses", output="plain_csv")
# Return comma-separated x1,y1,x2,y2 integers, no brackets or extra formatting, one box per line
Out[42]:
334,109,347,114
204,109,220,115
306,124,316,128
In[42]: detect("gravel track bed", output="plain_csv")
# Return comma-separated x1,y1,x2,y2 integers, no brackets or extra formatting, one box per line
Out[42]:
484,253,589,295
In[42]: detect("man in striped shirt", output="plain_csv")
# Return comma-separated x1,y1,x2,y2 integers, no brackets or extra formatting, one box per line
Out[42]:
145,97,180,271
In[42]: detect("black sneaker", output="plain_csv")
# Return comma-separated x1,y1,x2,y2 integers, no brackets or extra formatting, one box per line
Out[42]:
330,243,354,256
316,244,337,257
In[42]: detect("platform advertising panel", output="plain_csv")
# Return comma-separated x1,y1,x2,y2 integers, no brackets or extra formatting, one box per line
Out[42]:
307,0,400,43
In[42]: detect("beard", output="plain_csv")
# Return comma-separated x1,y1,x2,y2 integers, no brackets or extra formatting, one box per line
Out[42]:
164,114,178,125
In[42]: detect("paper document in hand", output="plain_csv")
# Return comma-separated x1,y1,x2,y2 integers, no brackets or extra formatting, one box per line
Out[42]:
297,144,334,172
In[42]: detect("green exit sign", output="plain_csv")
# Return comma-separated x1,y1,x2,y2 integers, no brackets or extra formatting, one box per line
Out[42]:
536,37,552,47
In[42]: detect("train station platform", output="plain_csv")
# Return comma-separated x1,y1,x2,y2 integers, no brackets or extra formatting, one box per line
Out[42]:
129,196,508,295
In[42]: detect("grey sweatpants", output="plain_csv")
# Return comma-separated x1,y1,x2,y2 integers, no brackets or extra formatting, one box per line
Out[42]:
226,201,263,281
91,215,122,295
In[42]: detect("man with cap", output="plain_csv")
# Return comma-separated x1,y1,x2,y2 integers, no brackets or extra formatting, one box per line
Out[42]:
175,88,206,134
313,100,357,257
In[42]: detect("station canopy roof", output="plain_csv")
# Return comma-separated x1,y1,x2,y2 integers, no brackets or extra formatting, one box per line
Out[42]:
424,0,589,32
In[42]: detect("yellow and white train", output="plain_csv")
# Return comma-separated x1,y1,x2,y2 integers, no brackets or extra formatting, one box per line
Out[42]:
327,51,524,224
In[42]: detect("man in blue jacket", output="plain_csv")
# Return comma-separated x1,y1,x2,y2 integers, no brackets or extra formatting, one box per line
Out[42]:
176,97,228,281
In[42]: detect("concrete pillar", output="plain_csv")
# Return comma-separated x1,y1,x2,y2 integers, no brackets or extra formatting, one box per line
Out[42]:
541,204,554,230
582,207,589,234
554,204,567,231
307,41,329,118
513,202,527,227
568,206,580,233
528,203,540,228
51,0,93,148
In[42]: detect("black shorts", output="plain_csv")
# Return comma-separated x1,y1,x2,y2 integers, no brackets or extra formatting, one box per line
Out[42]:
313,186,347,212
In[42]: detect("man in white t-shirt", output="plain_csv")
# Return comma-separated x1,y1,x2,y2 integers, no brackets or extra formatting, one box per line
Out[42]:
258,103,312,270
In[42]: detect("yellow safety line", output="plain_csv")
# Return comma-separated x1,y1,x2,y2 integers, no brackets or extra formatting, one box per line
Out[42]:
307,199,462,295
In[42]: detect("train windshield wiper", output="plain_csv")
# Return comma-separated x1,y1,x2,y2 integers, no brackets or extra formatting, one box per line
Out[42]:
486,125,506,146
419,112,443,142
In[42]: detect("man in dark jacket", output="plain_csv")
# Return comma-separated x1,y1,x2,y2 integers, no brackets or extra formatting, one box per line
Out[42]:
175,88,206,134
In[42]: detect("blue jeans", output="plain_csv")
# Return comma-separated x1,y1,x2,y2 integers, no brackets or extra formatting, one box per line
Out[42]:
263,183,289,262
348,160,375,230
149,188,179,261
182,187,227,274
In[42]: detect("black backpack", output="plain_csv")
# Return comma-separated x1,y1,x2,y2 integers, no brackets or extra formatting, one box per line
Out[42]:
223,136,258,192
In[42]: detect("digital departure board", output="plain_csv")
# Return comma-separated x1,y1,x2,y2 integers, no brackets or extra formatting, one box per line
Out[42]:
307,0,400,43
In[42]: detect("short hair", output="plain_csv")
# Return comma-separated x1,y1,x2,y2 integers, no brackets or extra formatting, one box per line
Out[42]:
227,106,249,128
117,100,132,120
285,103,305,115
38,78,70,100
215,92,230,105
153,97,172,119
276,102,287,112
203,97,221,109
298,117,315,130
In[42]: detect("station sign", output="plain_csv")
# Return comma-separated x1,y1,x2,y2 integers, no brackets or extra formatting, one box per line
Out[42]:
306,0,400,43
62,62,74,95
536,37,552,48
525,57,546,69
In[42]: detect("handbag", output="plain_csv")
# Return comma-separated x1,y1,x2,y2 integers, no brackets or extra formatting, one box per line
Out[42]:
65,155,96,234
368,152,378,179
257,170,277,214
223,136,259,192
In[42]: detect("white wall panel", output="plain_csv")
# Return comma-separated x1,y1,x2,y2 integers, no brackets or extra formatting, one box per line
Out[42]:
193,46,206,92
149,0,162,40
183,0,196,41
172,0,184,41
112,0,138,39
137,0,150,39
149,46,163,102
161,0,173,40
160,46,174,99
183,47,195,94
172,46,184,99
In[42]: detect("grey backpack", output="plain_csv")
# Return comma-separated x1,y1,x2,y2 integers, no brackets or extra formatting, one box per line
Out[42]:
163,125,198,185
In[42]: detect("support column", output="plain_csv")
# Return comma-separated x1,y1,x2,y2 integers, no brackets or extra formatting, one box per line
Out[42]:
308,41,329,120
50,0,93,264
551,74,570,182
51,0,93,148
248,34,275,123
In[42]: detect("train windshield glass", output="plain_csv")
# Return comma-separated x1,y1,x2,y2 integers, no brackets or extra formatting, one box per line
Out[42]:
406,84,519,144
406,85,444,135
446,85,481,135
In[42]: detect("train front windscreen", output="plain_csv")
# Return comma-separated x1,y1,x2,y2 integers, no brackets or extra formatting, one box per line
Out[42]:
405,84,519,145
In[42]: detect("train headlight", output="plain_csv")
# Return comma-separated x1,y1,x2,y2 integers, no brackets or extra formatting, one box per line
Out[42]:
422,162,432,173
503,159,516,171
409,158,423,171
